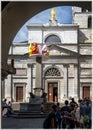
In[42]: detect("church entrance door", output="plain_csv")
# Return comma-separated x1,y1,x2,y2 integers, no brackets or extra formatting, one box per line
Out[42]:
48,82,58,102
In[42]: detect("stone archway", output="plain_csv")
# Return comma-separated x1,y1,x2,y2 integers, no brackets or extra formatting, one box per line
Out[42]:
1,1,92,79
44,66,61,102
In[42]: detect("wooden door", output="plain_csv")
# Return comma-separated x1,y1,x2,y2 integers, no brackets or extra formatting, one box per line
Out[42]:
83,86,90,99
48,82,58,102
16,86,23,102
48,86,53,102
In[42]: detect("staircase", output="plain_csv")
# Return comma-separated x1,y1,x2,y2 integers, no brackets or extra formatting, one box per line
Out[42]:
10,111,48,118
10,102,54,118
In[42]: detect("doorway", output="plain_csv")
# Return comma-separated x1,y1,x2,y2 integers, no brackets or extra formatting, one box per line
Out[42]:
48,82,58,102
83,86,90,99
16,86,23,102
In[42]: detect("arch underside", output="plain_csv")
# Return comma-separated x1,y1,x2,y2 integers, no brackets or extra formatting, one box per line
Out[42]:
1,1,92,79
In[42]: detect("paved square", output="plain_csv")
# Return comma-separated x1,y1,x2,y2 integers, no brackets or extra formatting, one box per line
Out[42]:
2,117,45,129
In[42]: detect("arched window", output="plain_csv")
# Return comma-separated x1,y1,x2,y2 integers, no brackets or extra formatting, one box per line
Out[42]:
82,8,88,12
45,35,61,44
88,16,92,28
45,67,61,76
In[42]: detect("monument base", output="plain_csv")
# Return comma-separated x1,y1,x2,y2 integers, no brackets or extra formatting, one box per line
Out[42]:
29,88,44,104
30,96,43,104
34,88,43,96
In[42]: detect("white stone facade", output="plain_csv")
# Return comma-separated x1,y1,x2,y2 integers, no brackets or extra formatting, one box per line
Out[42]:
27,25,78,44
3,8,92,103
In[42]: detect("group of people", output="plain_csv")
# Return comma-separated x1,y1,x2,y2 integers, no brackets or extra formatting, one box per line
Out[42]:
2,98,12,117
43,98,92,129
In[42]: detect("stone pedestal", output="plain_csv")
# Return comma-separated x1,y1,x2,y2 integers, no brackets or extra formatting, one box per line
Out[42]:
34,88,43,96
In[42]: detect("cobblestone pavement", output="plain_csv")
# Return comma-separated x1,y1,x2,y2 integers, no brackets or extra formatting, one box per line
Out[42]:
2,117,45,129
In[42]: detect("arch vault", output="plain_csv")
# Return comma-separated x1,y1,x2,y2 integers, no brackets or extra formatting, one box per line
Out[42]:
1,1,92,79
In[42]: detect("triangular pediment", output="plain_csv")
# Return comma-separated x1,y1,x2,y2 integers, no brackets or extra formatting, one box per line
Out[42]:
23,44,80,58
47,44,79,56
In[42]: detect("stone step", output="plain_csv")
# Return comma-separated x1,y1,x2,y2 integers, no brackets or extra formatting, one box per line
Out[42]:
12,102,54,112
10,114,47,118
13,110,48,114
10,111,48,118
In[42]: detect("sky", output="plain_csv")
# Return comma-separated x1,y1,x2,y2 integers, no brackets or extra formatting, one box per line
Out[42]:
13,6,72,43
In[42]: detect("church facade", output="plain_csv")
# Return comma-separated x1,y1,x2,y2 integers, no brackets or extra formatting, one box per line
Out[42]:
2,7,92,103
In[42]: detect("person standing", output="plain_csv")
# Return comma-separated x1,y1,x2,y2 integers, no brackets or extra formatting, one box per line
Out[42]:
7,101,12,116
61,100,71,128
56,102,61,128
43,104,57,128
2,98,8,116
40,102,44,113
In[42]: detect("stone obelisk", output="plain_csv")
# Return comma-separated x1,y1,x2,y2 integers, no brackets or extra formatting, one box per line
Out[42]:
34,55,43,96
